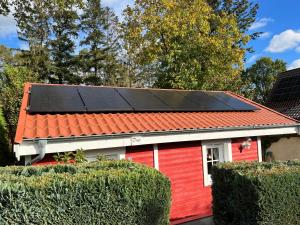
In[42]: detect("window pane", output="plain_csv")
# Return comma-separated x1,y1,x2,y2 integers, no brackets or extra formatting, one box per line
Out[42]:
207,162,213,175
213,148,219,160
207,148,212,161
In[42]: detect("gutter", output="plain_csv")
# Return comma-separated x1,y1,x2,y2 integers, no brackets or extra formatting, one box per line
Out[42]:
26,140,47,165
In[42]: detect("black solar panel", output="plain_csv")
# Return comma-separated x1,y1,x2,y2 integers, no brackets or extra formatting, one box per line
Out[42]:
149,89,200,111
177,91,234,111
28,85,86,113
209,92,258,111
116,88,172,111
79,86,132,112
268,76,300,102
266,68,300,120
28,84,258,113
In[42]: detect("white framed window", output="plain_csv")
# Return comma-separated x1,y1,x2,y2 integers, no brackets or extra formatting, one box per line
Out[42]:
202,140,232,186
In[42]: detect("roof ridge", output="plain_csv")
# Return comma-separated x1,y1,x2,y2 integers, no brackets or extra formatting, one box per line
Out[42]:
28,82,224,93
225,91,299,123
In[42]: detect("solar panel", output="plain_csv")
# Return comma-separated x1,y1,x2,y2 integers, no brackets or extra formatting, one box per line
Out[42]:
28,84,258,113
116,88,172,111
78,86,133,112
28,85,86,113
177,91,234,111
209,92,258,111
269,76,300,102
149,89,201,111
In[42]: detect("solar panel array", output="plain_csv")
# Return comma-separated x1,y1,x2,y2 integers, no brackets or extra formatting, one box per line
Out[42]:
266,68,300,120
28,84,258,113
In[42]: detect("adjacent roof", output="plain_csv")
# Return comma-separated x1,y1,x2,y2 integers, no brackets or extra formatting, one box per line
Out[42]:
15,83,298,144
266,68,300,120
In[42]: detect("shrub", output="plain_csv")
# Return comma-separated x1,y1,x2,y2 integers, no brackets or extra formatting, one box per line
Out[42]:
0,107,14,166
212,161,300,225
0,160,171,225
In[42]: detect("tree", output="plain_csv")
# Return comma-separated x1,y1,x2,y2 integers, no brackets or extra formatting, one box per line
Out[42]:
13,0,52,81
122,0,250,90
0,65,38,146
207,0,259,45
48,0,82,84
0,107,14,165
79,0,122,86
241,57,286,104
0,0,9,15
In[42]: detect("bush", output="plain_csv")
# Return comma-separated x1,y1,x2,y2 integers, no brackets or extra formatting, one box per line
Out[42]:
0,160,171,225
212,161,300,225
0,107,14,166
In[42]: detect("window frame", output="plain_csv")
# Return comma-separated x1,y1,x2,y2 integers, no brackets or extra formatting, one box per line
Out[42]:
202,139,232,186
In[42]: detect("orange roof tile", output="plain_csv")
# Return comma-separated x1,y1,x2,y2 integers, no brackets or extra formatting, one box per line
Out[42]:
15,83,298,144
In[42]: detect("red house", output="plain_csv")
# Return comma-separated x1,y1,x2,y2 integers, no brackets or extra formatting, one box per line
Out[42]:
14,83,299,224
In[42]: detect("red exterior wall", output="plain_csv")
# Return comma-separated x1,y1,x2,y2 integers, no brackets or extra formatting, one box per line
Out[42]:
125,138,260,222
232,137,259,161
125,145,154,167
158,142,212,221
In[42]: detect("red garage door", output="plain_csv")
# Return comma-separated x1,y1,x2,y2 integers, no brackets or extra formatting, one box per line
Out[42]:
158,142,212,221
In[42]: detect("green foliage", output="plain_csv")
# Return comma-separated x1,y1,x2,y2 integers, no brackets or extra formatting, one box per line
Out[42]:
0,160,171,225
0,0,9,15
48,0,82,84
208,0,259,47
79,0,125,86
242,57,286,104
0,107,14,166
212,161,300,225
122,0,251,91
53,149,88,163
0,65,38,145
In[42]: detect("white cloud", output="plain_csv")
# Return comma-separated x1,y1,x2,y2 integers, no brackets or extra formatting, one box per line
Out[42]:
246,54,260,64
249,18,273,30
259,32,272,39
288,59,300,70
266,29,300,53
0,14,17,38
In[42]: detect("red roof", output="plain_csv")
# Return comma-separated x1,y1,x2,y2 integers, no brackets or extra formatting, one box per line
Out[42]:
15,83,298,144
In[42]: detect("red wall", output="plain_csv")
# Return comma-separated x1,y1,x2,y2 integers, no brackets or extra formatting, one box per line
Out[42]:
232,137,258,161
125,145,154,167
158,142,212,221
125,138,260,222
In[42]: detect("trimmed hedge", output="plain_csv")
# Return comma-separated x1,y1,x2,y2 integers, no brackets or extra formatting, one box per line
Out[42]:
212,161,300,225
0,160,171,225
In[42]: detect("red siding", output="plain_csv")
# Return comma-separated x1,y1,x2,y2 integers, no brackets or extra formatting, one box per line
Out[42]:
158,142,212,221
232,137,258,161
32,154,74,165
126,145,154,167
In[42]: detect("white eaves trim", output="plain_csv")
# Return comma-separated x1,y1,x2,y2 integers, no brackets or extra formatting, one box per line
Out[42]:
14,125,299,159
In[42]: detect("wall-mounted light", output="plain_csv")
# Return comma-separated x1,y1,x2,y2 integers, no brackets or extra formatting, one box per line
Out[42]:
241,138,252,151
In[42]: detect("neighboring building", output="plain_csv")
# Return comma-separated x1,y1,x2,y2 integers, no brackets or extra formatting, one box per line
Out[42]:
14,83,299,224
266,68,300,160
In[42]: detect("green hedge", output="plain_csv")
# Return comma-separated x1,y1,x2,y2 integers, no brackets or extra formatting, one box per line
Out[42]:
0,160,171,225
212,161,300,225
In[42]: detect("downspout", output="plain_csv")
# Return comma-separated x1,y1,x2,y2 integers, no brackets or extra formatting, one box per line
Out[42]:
26,140,47,166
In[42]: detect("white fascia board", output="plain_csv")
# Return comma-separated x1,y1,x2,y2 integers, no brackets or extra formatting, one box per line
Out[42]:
14,125,299,157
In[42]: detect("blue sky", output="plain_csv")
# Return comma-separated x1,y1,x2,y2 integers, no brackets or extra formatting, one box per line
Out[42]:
0,0,299,70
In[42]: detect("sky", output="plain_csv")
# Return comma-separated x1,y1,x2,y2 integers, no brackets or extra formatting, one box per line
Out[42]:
0,0,300,70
